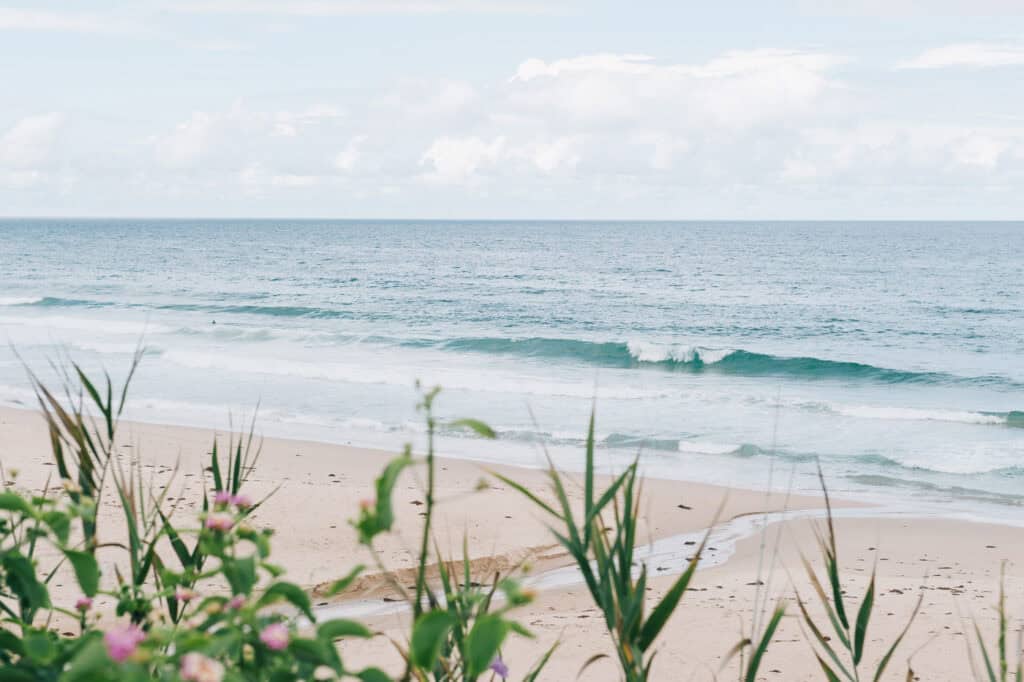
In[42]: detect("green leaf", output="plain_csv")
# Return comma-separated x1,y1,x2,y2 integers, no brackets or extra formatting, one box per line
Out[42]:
356,668,392,682
210,440,223,493
816,654,843,682
638,529,706,651
41,511,70,545
23,629,57,665
317,619,372,641
289,637,337,670
221,555,257,596
0,629,25,656
63,549,101,597
323,564,364,597
2,551,51,616
873,592,922,682
353,455,410,545
853,572,875,665
464,614,510,678
257,581,314,621
974,622,998,682
449,418,497,439
489,472,558,518
523,641,560,682
745,604,785,682
159,508,194,569
410,610,455,671
795,594,854,682
61,637,112,682
0,492,34,517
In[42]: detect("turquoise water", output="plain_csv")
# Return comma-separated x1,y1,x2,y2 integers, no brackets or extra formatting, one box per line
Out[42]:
1,219,1022,514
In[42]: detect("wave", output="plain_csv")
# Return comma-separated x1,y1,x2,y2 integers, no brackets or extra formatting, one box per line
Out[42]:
827,404,1024,429
433,336,1017,388
8,297,1019,391
12,296,357,320
846,474,1023,506
0,296,44,306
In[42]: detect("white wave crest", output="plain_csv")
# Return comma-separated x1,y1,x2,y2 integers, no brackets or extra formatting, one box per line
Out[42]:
0,296,42,306
834,404,1007,426
677,440,741,456
161,350,672,400
626,340,733,365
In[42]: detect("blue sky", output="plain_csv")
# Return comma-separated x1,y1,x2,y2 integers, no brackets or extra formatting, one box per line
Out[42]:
1,1,1023,219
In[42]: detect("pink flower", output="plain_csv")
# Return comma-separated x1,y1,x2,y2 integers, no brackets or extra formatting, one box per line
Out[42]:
180,652,225,682
359,498,374,511
175,586,197,602
230,494,252,510
104,623,145,663
259,622,289,651
75,596,93,612
205,512,234,532
227,594,246,610
213,490,232,505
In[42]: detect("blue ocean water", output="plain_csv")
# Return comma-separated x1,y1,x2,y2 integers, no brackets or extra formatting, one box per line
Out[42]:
1,219,1022,515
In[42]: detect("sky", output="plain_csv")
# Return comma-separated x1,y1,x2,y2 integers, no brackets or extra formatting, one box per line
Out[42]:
1,1,1023,219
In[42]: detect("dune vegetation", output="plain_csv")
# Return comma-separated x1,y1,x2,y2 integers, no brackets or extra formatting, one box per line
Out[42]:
0,357,1019,681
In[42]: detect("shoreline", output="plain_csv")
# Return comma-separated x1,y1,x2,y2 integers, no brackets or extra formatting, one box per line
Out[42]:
0,404,828,589
3,404,1023,679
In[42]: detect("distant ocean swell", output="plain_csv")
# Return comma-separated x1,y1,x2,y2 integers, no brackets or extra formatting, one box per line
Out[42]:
4,297,1020,389
434,337,1020,388
1,296,356,320
452,425,1024,480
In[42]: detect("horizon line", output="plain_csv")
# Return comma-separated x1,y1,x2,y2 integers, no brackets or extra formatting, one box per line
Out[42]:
2,216,1023,223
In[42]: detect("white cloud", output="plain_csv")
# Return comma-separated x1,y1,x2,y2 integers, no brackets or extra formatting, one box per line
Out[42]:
334,136,366,171
799,0,1024,16
898,43,1024,69
152,104,349,171
512,54,657,81
167,0,561,16
0,112,64,168
517,136,582,174
153,111,222,168
506,50,849,130
513,50,847,82
0,8,143,34
779,123,1024,183
419,136,506,184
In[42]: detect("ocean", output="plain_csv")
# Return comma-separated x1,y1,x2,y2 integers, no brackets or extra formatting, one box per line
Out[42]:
1,219,1022,518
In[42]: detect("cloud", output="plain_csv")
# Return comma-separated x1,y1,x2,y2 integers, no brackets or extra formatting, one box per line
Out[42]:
797,0,1024,16
334,136,366,171
516,136,582,174
419,136,506,184
779,123,1024,183
167,0,562,16
512,50,846,82
898,43,1024,69
0,8,142,34
0,112,64,168
151,104,348,170
506,50,849,131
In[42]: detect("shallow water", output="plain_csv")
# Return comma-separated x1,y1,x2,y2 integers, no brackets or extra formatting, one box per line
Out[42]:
1,219,1022,519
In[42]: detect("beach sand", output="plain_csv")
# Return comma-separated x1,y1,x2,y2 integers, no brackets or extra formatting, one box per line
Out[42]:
1,406,1021,680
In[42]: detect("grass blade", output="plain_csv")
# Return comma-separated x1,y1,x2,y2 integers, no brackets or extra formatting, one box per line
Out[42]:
854,572,875,665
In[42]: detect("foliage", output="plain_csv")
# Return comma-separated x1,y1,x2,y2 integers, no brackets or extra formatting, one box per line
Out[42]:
795,463,922,682
4,356,1014,681
493,408,709,681
348,384,546,681
1,359,385,680
967,564,1023,682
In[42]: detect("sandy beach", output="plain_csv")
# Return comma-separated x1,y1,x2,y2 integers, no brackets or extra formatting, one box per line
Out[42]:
1,405,1020,680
